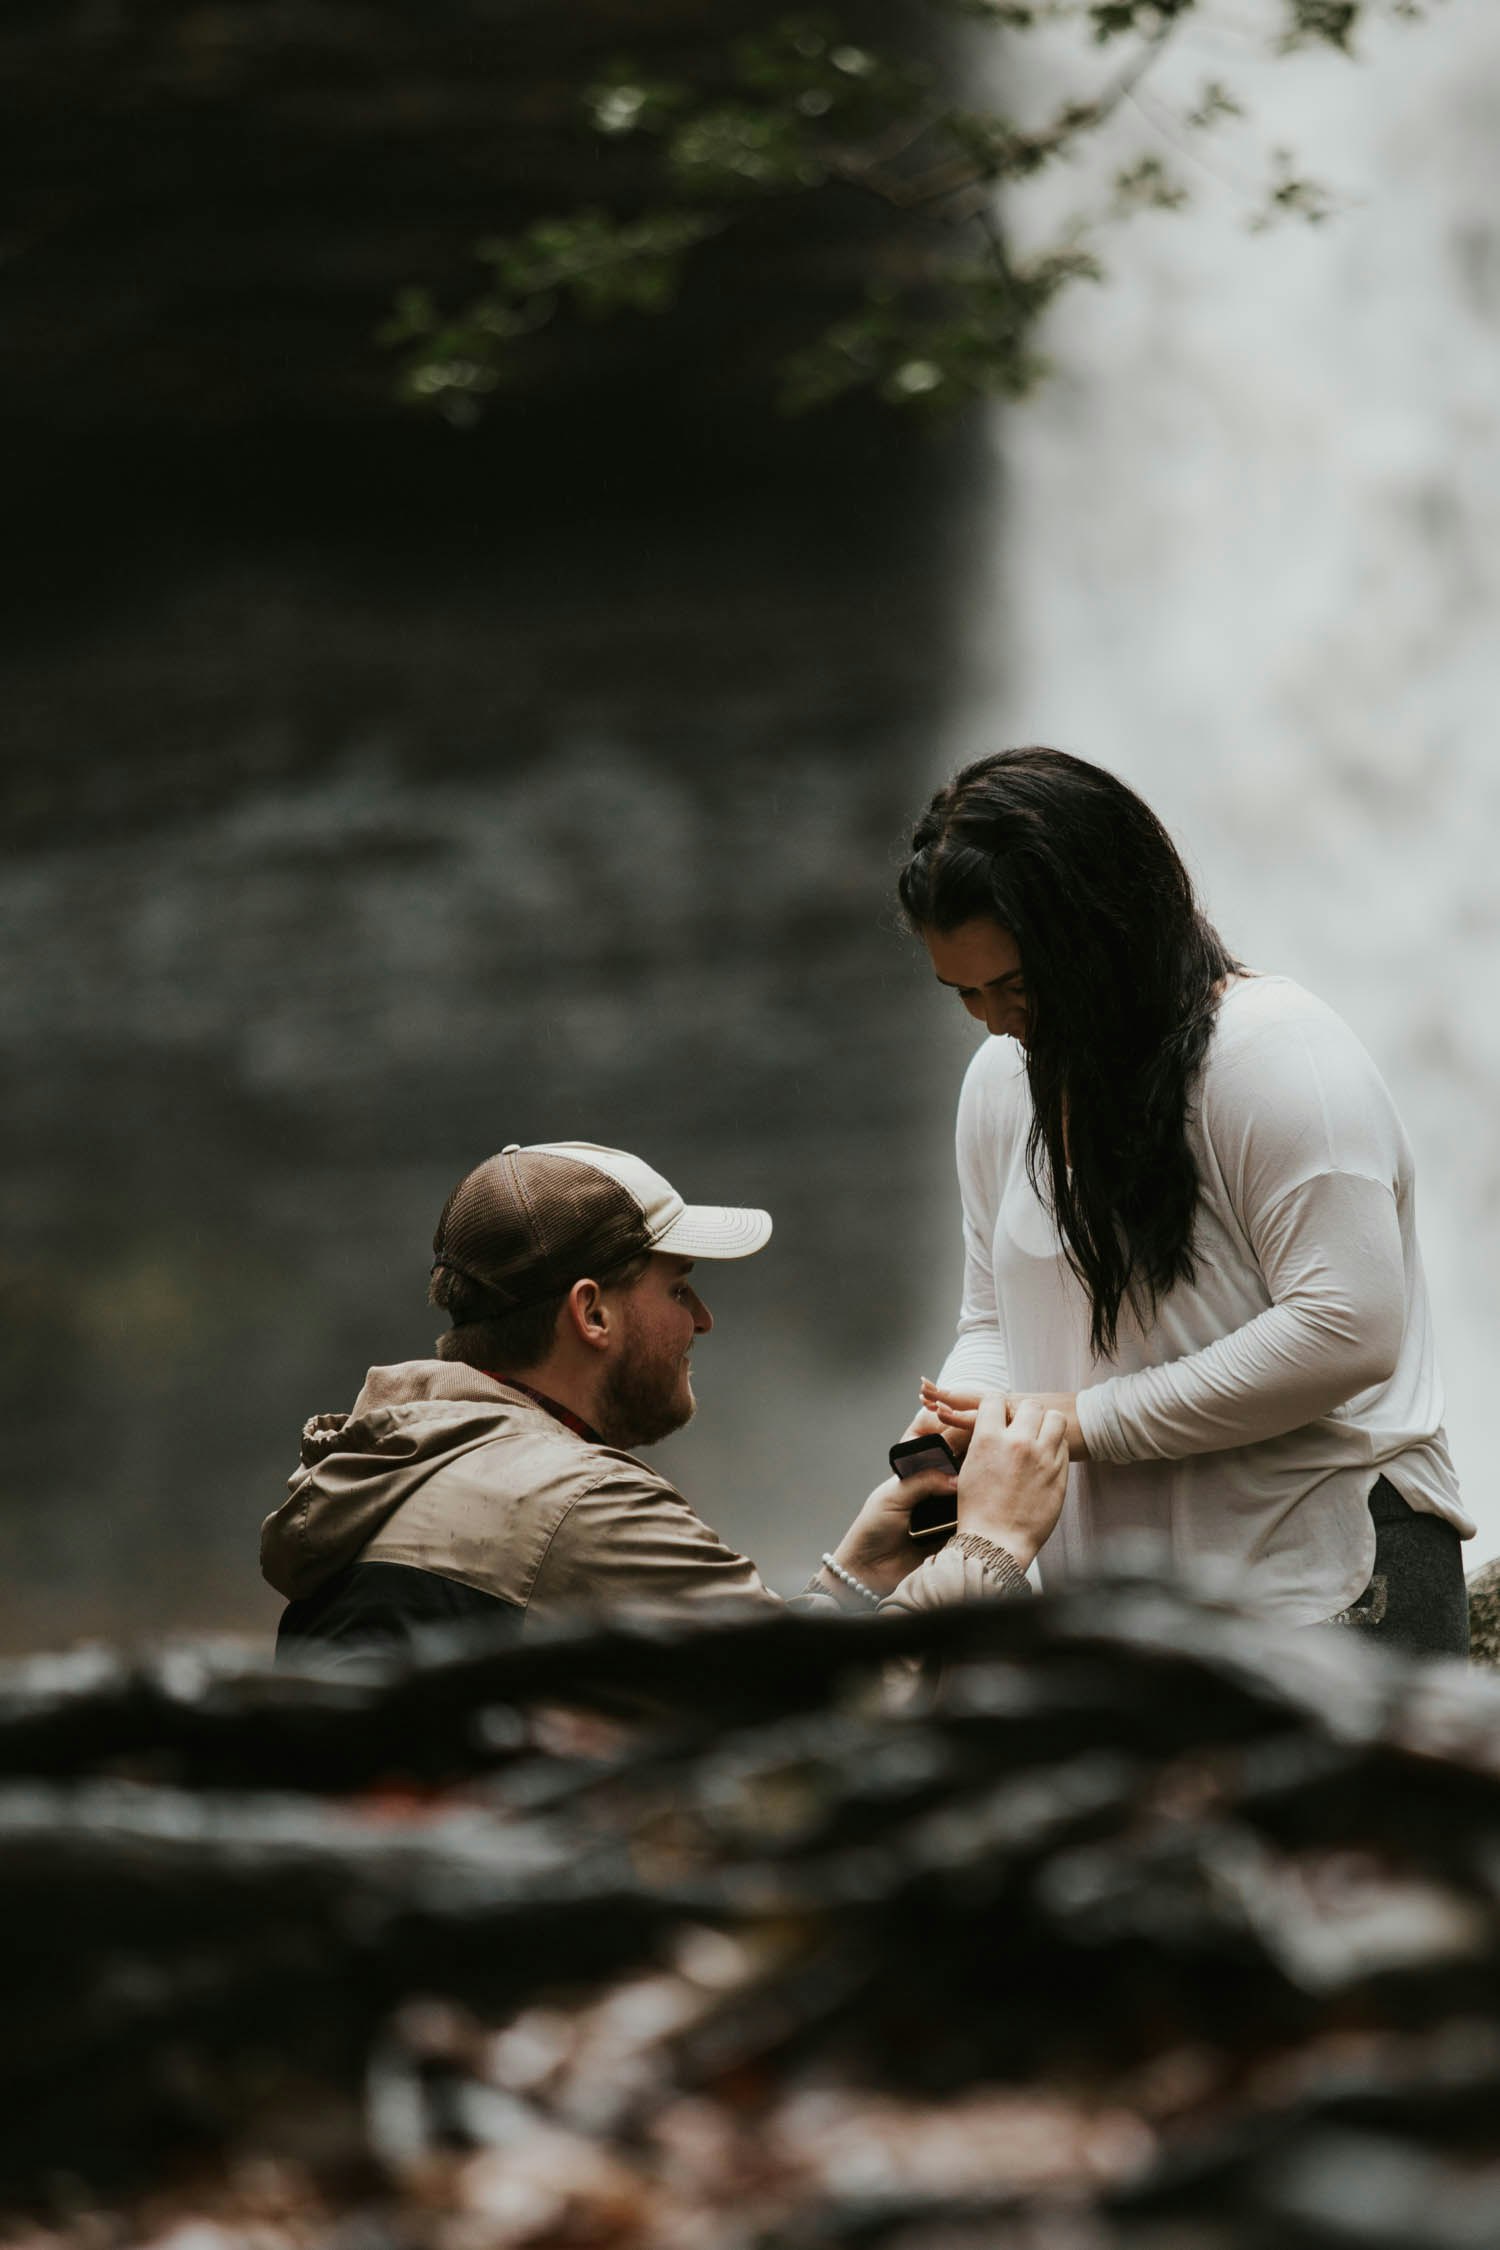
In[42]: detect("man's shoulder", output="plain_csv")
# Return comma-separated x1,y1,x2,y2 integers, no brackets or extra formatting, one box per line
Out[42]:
271,1363,717,1653
357,1384,684,1584
345,1366,668,1480
536,1449,688,1526
345,1358,516,1420
367,1409,734,1625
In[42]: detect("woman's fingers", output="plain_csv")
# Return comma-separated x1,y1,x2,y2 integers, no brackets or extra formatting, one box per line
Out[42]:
921,1383,980,1426
921,1379,983,1411
917,1379,994,1461
933,1401,978,1428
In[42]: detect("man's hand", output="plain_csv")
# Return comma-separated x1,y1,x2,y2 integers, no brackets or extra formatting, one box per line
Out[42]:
825,1464,959,1599
921,1379,1086,1462
955,1394,1070,1571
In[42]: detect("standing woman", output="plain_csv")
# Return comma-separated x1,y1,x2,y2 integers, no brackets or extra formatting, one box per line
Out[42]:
901,747,1471,1652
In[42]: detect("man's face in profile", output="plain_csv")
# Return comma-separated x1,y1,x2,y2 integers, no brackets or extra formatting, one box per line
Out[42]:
598,1254,713,1450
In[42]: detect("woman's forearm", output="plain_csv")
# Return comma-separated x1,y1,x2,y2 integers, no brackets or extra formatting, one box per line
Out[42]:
1078,1173,1405,1462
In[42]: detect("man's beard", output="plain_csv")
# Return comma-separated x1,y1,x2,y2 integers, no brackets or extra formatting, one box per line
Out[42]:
597,1342,696,1451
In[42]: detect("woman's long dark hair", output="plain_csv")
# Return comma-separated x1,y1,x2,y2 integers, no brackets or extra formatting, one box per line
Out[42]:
899,748,1239,1358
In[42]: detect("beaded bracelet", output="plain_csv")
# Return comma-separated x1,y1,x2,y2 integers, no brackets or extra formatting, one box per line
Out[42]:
819,1552,882,1609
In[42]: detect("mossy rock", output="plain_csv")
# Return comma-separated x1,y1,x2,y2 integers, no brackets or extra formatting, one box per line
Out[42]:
1468,1556,1500,1667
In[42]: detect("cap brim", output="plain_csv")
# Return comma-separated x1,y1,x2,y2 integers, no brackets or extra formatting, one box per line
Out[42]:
653,1204,773,1260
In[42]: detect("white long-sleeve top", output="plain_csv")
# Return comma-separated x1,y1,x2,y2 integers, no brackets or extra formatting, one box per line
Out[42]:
937,975,1470,1625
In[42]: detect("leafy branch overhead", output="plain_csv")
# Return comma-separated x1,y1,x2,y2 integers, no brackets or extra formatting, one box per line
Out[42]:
384,0,1430,421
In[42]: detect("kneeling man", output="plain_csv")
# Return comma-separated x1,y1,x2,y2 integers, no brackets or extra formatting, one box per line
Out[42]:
262,1141,1067,1661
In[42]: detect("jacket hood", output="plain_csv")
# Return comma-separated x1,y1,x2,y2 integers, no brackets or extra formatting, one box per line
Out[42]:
261,1361,548,1600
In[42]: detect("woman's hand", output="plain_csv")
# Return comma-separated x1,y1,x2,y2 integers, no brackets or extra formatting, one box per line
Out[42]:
915,1381,980,1461
827,1463,959,1598
922,1379,1087,1462
956,1394,1070,1570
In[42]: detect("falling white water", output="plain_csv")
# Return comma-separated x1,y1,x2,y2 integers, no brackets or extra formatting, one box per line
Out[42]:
941,0,1500,1555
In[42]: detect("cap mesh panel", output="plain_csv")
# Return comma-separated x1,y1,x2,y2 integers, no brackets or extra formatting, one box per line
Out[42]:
434,1152,651,1310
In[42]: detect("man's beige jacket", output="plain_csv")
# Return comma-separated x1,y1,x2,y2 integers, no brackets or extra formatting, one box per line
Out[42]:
261,1361,1009,1639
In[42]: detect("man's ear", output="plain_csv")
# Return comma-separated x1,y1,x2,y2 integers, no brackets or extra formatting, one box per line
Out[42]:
562,1276,612,1353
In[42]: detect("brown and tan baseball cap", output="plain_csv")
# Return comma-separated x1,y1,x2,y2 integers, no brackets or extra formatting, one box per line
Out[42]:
432,1140,772,1311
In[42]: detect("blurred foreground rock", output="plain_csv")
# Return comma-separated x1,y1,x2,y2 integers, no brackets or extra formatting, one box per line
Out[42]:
5,1576,1500,2247
1466,1557,1500,1668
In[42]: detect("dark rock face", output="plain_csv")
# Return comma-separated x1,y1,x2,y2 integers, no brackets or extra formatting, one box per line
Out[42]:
0,454,985,1649
0,0,941,435
3,1580,1500,2244
1,5,986,1648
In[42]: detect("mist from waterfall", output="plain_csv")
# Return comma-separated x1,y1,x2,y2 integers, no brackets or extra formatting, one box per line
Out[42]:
938,0,1500,1557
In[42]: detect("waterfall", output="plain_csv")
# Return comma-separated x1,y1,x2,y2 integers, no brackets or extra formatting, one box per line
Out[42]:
940,0,1500,1556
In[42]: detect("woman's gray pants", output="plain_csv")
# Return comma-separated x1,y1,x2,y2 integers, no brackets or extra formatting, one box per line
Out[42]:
1332,1474,1470,1657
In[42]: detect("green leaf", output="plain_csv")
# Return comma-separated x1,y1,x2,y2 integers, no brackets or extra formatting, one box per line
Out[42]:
583,69,691,138
779,237,1106,417
386,0,1421,425
376,286,438,348
1250,155,1339,228
1185,79,1245,130
668,105,827,193
1113,154,1191,212
728,13,933,134
1279,0,1359,49
1089,0,1192,41
386,209,723,414
938,3,1041,23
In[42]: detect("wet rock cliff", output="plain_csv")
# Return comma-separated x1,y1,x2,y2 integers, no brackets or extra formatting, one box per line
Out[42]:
1,2,984,1648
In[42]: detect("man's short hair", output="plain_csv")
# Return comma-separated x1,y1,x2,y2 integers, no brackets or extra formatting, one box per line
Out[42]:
430,1251,651,1375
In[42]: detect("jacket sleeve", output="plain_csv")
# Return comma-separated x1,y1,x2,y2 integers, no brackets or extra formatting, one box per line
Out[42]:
532,1469,1030,1624
530,1467,783,1624
879,1539,1030,1610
